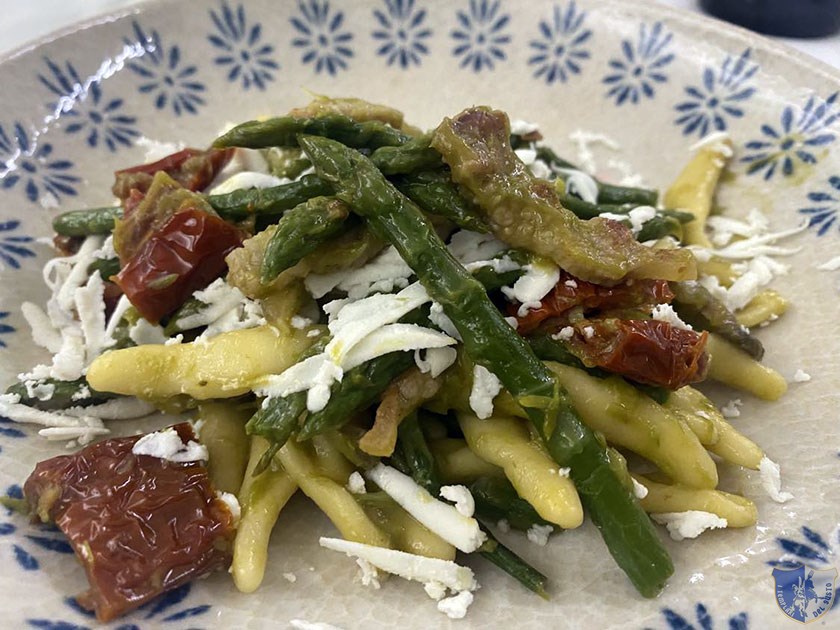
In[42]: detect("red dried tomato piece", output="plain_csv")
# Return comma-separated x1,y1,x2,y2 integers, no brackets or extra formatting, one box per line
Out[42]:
114,208,243,323
113,147,234,200
23,423,235,622
513,272,674,334
566,319,709,389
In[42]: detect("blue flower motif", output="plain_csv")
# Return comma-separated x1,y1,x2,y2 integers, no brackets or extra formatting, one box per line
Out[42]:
528,1,592,84
451,0,512,73
651,602,749,630
0,312,13,349
290,0,354,76
674,49,758,137
372,0,432,69
125,22,206,116
38,59,139,151
799,175,840,235
602,21,675,106
0,219,36,270
769,525,837,569
0,122,79,203
27,583,211,629
742,91,839,180
207,2,279,90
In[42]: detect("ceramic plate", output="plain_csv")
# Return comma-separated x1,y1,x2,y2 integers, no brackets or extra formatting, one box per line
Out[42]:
1,1,839,628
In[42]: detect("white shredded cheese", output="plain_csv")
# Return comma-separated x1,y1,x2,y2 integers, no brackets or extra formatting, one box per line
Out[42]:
651,511,728,541
437,590,474,620
447,230,509,265
428,302,461,341
128,318,168,346
319,537,478,592
132,427,208,462
526,524,553,546
424,580,447,601
135,136,184,162
217,491,241,525
651,303,693,330
439,485,476,518
758,456,794,503
414,347,457,379
551,326,575,341
341,324,455,371
346,471,367,495
20,302,62,353
793,369,811,383
555,167,599,203
283,572,297,583
720,399,742,418
469,365,502,420
365,464,486,553
510,119,539,136
568,129,621,174
501,259,560,316
632,478,649,499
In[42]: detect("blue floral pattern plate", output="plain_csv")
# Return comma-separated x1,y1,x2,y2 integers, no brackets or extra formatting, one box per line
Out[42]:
1,1,839,628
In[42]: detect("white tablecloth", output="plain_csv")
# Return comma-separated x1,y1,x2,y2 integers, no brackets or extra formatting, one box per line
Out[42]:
1,0,838,67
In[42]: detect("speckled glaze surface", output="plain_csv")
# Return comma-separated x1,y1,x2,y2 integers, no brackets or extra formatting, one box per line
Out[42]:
1,1,839,628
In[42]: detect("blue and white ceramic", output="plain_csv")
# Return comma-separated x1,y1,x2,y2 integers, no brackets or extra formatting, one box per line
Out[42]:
1,1,839,628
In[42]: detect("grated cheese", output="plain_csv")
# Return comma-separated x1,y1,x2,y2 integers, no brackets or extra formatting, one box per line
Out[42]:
132,427,208,462
469,365,502,420
319,537,477,592
414,347,457,379
526,524,553,546
632,478,649,500
758,456,794,503
365,464,486,553
439,485,476,518
501,258,560,316
651,511,728,541
437,590,474,619
793,369,811,383
346,471,367,495
651,303,693,330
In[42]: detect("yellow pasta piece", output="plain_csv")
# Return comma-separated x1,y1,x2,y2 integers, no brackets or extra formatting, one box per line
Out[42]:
87,325,313,400
233,436,298,593
663,388,720,447
663,135,733,248
633,474,757,528
198,401,251,494
666,387,764,469
706,334,787,401
310,434,356,484
545,363,719,489
458,412,583,529
429,438,505,484
363,497,456,561
735,289,788,328
278,440,390,548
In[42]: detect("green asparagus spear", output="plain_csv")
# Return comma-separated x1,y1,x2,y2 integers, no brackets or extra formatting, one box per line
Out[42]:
87,257,121,280
392,412,442,493
52,206,124,237
297,351,416,440
299,134,673,597
370,135,442,175
207,174,334,221
478,534,550,599
394,170,490,233
5,378,116,410
526,140,659,206
214,113,411,151
670,280,764,360
261,196,351,282
52,175,335,237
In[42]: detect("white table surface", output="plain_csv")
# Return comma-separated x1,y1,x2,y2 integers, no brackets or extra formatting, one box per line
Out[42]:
1,0,838,68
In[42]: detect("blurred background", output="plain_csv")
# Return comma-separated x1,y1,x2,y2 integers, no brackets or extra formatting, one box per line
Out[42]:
0,0,838,66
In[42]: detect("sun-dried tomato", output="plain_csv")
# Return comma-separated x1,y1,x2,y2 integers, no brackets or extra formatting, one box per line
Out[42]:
114,208,243,323
566,319,709,389
512,272,674,334
112,147,234,201
23,423,235,622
